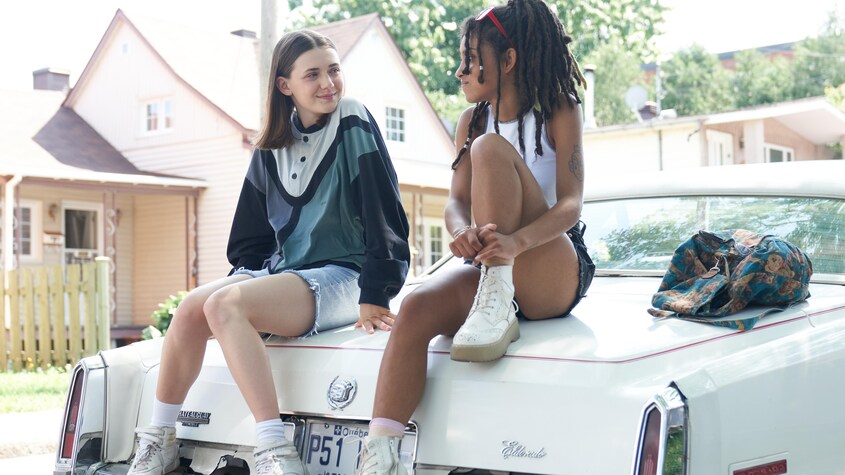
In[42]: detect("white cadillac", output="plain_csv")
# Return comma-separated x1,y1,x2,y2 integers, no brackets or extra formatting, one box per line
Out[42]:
54,160,845,475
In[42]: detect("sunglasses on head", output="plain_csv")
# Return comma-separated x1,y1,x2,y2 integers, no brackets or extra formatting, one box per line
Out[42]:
476,6,516,50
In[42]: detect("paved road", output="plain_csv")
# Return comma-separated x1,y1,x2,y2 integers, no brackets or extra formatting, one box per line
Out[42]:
0,453,55,474
0,409,63,474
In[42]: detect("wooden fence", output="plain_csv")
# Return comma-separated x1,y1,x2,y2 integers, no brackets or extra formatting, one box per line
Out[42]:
1,257,111,372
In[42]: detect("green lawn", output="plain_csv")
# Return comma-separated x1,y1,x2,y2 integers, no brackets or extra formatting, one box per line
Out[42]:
0,367,72,413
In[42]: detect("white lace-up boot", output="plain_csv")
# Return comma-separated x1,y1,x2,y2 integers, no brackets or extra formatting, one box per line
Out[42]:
450,264,519,362
355,435,408,475
127,426,179,475
253,438,307,475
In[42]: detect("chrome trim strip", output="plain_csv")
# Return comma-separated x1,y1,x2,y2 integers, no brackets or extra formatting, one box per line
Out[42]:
55,364,85,470
100,353,110,464
631,385,688,475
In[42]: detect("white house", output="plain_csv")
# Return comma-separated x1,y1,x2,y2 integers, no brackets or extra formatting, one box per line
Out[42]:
583,96,845,174
0,10,454,335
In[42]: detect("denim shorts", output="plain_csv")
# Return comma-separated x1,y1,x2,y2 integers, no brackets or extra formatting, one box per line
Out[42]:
231,264,360,337
464,221,595,319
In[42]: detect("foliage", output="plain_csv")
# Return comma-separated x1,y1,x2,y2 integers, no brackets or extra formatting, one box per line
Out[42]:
289,0,667,119
142,291,187,340
790,11,845,99
731,50,793,108
660,44,734,116
588,196,845,275
426,89,471,137
583,36,644,126
0,366,71,413
825,84,845,159
560,0,667,63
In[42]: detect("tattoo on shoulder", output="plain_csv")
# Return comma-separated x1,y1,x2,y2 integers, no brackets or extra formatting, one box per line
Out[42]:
568,144,584,183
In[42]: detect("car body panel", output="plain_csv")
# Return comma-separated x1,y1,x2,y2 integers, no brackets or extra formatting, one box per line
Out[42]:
54,160,845,474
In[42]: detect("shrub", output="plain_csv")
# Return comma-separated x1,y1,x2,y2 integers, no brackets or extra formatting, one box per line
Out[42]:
142,291,187,340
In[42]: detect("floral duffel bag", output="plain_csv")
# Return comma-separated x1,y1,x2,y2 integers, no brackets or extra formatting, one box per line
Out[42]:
648,229,813,330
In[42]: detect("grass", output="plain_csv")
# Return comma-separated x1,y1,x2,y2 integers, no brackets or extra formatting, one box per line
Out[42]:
0,366,72,413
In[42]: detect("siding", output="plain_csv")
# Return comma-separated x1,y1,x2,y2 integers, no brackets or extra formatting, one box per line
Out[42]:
584,123,702,174
70,21,252,286
124,135,249,285
341,27,454,188
133,194,187,324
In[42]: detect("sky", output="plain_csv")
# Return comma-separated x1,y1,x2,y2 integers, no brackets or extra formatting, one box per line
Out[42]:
0,0,841,91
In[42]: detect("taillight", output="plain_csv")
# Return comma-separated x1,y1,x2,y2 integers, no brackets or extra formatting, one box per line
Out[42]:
638,407,662,475
61,368,85,459
633,385,688,475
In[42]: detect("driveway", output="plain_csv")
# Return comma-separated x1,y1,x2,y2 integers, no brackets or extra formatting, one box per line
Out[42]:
0,409,62,473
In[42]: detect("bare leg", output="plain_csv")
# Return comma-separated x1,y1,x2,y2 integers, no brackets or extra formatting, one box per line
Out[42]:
203,273,316,422
156,274,251,404
372,266,479,423
470,133,580,319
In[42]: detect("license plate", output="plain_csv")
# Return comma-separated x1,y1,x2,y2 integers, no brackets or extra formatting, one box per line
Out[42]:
303,420,415,475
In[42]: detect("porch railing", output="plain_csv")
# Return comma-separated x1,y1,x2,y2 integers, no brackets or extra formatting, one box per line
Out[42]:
1,257,111,372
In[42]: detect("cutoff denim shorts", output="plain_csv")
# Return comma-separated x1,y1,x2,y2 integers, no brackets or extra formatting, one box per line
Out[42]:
231,264,360,337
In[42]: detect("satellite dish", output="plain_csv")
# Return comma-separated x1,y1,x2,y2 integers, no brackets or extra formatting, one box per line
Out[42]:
625,85,648,112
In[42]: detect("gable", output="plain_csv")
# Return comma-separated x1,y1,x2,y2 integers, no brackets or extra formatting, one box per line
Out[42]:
339,22,454,188
65,14,247,154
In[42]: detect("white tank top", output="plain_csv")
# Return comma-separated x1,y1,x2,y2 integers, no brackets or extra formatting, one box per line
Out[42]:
484,106,557,207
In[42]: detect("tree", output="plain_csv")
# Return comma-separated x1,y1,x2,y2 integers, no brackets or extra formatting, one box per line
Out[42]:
660,44,734,116
583,37,645,126
290,0,486,97
790,11,845,98
290,0,667,122
560,0,667,62
731,50,793,108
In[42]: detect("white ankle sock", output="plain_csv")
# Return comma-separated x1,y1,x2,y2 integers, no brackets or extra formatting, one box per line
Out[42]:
150,398,182,428
255,419,286,446
368,418,405,438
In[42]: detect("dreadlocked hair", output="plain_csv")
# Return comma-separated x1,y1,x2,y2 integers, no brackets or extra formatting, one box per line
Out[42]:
452,0,585,170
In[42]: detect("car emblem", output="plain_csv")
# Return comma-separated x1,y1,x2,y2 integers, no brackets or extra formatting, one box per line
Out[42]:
501,440,547,459
327,376,357,410
177,410,211,427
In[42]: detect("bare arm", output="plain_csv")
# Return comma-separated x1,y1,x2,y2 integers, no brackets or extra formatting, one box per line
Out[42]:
446,106,485,259
500,100,585,255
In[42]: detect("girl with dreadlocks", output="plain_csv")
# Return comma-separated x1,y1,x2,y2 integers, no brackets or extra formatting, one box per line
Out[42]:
353,0,594,473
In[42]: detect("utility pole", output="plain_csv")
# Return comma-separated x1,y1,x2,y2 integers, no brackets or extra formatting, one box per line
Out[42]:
259,0,290,123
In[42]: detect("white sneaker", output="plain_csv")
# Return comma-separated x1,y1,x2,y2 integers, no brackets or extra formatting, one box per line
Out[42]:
451,265,520,362
127,426,179,475
253,438,307,475
355,435,408,475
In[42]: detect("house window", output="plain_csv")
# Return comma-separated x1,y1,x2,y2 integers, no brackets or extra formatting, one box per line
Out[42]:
421,219,446,268
63,202,102,264
144,99,173,133
385,107,405,142
428,225,443,266
16,200,42,261
764,144,794,163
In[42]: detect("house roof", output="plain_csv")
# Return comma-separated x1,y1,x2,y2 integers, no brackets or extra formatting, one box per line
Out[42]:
67,9,259,133
67,10,444,137
585,96,845,145
310,14,380,60
0,88,205,190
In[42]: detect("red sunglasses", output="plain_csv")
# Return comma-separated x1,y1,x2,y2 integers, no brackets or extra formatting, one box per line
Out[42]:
476,6,516,50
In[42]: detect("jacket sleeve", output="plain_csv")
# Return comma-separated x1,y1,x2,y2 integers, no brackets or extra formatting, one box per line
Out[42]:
356,108,411,307
226,149,277,274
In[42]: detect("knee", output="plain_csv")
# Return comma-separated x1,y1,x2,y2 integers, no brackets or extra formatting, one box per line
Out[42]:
202,287,245,332
470,133,513,167
392,292,439,340
170,290,209,330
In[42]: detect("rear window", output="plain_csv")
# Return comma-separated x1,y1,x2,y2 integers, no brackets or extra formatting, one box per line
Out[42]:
581,196,845,276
